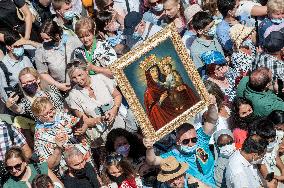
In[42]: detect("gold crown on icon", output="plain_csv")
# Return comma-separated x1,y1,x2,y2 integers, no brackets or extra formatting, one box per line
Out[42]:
159,56,173,67
139,54,159,71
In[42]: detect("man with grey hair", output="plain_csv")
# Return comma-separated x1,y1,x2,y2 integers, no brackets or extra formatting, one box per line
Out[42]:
62,146,100,188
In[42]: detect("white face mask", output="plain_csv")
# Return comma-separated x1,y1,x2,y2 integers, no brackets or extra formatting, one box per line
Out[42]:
219,144,236,158
152,3,163,12
267,140,277,152
251,156,263,165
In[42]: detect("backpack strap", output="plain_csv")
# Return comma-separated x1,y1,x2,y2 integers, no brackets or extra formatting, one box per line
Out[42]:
33,163,41,174
0,62,12,86
125,0,130,13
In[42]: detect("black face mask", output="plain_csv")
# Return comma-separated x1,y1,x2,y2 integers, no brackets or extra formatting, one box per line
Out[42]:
72,167,87,179
240,113,258,124
108,173,126,185
142,170,158,186
22,82,38,95
43,40,55,49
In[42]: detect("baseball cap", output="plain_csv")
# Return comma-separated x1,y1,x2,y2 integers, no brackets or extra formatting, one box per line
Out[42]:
123,11,143,35
263,31,284,53
201,50,227,65
184,4,202,24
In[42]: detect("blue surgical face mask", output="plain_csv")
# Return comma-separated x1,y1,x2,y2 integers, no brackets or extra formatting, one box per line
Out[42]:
180,144,197,154
132,31,142,40
152,3,163,12
12,47,24,57
207,25,216,37
63,10,75,21
271,18,284,24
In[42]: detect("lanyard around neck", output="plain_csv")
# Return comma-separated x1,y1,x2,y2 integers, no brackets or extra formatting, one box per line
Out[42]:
84,38,97,62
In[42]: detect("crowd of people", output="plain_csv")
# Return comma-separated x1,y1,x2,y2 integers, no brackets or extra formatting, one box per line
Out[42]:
0,0,284,187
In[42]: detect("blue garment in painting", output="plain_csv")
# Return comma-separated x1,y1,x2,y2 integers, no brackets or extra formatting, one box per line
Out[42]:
160,128,215,187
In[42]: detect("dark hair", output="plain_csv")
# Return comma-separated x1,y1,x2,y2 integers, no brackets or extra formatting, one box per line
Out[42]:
176,123,195,140
95,11,113,33
249,117,276,140
242,135,268,155
268,110,284,125
101,152,136,186
248,67,271,92
105,128,146,160
32,174,53,188
217,0,236,17
41,20,63,42
204,80,225,110
95,0,110,10
4,31,21,46
5,146,27,164
192,11,213,31
202,0,218,16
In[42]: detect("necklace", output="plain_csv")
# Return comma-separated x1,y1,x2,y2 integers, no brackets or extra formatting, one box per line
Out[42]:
84,38,97,75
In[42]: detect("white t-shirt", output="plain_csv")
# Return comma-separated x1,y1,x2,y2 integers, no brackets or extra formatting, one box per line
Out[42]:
235,0,262,27
226,150,265,188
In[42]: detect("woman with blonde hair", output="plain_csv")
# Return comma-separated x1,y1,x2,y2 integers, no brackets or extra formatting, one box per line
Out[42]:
229,24,256,82
73,17,117,78
258,0,284,46
6,67,65,120
66,61,137,147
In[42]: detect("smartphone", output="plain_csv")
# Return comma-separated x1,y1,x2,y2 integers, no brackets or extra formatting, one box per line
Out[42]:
4,84,23,100
266,172,274,182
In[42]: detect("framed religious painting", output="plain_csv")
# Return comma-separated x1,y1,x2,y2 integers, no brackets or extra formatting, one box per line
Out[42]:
110,23,209,141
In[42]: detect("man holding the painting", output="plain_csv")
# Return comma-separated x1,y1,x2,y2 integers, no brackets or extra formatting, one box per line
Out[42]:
143,104,218,187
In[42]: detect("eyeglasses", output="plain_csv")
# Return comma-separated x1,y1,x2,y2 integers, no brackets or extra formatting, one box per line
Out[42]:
149,0,162,6
6,163,22,172
218,140,233,147
39,107,55,118
104,1,114,9
181,137,198,145
106,153,123,165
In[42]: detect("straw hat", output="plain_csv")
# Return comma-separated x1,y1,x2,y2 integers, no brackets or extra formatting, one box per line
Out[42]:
230,24,254,49
157,156,188,182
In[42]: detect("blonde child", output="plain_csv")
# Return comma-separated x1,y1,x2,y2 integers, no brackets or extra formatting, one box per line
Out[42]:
32,97,92,176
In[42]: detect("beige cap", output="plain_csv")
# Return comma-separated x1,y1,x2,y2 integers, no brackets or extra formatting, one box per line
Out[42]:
184,4,203,24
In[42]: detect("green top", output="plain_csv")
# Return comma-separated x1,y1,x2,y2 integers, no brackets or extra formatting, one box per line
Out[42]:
84,38,97,75
237,76,284,116
4,162,48,188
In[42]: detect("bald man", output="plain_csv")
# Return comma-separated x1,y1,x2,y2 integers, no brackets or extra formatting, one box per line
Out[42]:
237,67,284,116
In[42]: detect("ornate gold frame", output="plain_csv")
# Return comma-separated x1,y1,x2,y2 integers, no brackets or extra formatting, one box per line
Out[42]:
110,23,209,141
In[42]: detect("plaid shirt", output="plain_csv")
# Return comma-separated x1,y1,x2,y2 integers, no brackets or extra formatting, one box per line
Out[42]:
253,53,284,81
0,121,26,160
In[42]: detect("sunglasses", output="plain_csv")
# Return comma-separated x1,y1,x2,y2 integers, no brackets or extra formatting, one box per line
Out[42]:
218,140,233,147
149,0,162,6
106,154,123,165
6,163,22,172
181,137,198,145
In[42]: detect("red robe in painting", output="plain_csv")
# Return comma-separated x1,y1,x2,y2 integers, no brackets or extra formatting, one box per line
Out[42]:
144,70,179,131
